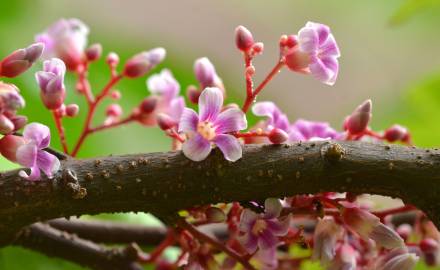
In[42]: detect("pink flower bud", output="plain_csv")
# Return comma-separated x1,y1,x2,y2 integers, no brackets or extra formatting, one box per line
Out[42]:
139,97,158,114
85,43,102,62
157,113,176,130
10,115,28,130
420,238,439,266
194,57,216,87
106,52,119,67
235,25,254,52
0,43,44,78
205,207,226,223
268,128,288,144
0,114,14,134
106,104,122,117
65,104,79,117
396,224,412,241
0,134,25,162
186,85,200,104
0,82,25,112
35,58,66,110
344,99,372,135
251,42,264,55
110,90,121,100
123,48,166,78
384,124,409,143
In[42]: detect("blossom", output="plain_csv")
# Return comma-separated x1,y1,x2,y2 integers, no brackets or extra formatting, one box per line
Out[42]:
252,102,290,133
135,69,185,127
0,82,26,134
35,58,66,110
0,43,44,78
342,206,405,249
238,198,290,255
312,217,342,266
193,57,225,91
344,99,372,135
15,123,60,181
179,87,247,161
289,119,341,142
285,22,340,85
123,48,166,78
36,18,89,70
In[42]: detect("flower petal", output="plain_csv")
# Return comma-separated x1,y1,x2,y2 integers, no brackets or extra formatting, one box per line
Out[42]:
199,87,223,121
147,69,180,99
298,27,319,54
239,209,259,232
238,232,258,254
267,217,290,236
182,134,211,162
259,229,278,250
321,56,339,85
36,150,60,178
213,134,242,162
320,34,340,57
169,96,185,123
214,108,247,134
23,122,51,148
252,102,276,118
309,56,336,86
306,22,330,45
19,166,41,181
178,108,199,133
264,198,282,219
16,142,37,167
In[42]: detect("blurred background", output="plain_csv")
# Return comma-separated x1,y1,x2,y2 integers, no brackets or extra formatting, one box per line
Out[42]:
1,0,440,269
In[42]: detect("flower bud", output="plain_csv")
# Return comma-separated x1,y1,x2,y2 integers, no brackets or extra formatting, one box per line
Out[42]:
235,25,254,52
268,128,288,144
10,115,27,130
0,134,25,162
0,82,25,112
0,114,14,134
194,57,216,87
85,43,102,62
344,99,372,135
420,238,439,266
111,90,121,100
205,207,226,223
384,125,409,143
139,97,158,114
106,104,122,117
123,48,166,78
396,224,412,241
65,104,79,117
35,58,66,110
186,85,200,104
0,43,44,78
106,52,119,67
251,42,264,55
157,113,176,130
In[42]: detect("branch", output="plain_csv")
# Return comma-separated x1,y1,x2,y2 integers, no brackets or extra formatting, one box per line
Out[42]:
14,222,143,270
0,141,439,246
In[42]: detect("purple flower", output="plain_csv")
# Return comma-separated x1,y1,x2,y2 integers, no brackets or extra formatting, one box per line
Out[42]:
289,119,342,142
238,198,290,255
36,18,89,70
285,22,340,85
179,87,246,161
252,102,290,133
35,58,66,110
16,123,60,181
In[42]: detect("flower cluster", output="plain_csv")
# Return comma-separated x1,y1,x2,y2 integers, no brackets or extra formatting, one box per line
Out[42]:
0,18,431,270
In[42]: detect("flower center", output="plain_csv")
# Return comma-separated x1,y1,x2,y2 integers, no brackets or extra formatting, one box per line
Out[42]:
197,121,216,141
251,219,267,236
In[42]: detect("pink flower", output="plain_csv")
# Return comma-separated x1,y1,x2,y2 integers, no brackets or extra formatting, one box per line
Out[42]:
285,22,340,85
179,87,247,161
289,119,341,142
193,57,224,91
0,43,44,78
0,82,25,114
35,58,66,110
238,198,290,255
312,217,342,266
36,18,89,70
252,102,290,133
15,123,60,181
344,99,372,135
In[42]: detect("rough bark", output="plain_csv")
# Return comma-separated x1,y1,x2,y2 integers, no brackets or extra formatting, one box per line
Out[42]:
1,141,439,246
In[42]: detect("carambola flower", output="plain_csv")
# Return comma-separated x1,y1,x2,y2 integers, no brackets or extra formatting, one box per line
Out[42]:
179,87,247,162
35,58,66,110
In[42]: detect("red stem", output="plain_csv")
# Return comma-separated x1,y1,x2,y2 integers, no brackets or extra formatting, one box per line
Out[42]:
88,116,135,134
372,205,417,220
77,64,94,105
71,75,123,157
52,111,69,154
242,59,285,113
177,218,256,270
139,229,175,264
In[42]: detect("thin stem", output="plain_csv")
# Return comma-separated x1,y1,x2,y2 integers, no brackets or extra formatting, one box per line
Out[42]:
71,75,123,157
89,116,135,134
373,205,418,220
77,64,95,105
242,59,285,113
177,218,256,270
52,111,69,154
138,229,175,264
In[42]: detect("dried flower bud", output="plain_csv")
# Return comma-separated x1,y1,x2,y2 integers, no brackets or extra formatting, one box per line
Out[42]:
123,48,166,78
186,85,200,104
344,99,372,135
106,52,119,67
157,113,176,130
0,43,44,78
106,104,122,118
65,104,79,117
268,128,288,144
85,43,102,61
235,25,254,52
194,57,216,87
0,134,25,162
384,124,409,143
205,207,226,223
0,114,14,134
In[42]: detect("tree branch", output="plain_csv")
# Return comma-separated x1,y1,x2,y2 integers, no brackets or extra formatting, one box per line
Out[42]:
13,222,143,270
0,141,439,246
